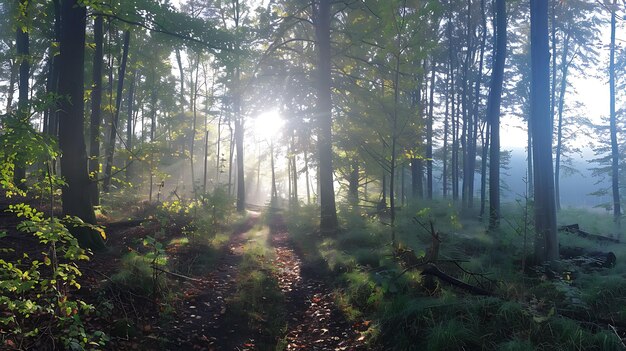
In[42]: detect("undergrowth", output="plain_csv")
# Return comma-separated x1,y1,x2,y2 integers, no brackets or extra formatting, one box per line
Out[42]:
285,201,626,350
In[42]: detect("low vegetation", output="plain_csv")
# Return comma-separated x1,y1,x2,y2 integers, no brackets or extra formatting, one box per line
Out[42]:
285,202,626,350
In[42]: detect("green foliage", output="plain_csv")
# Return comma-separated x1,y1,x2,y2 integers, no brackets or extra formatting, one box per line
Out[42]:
110,250,167,297
0,206,108,350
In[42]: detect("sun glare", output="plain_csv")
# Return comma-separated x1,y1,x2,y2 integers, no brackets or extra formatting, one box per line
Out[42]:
253,109,284,141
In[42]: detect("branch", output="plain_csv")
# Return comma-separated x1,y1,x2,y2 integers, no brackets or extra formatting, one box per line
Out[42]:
92,12,229,51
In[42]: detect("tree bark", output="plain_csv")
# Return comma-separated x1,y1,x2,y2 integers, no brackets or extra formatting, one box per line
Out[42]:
487,0,506,229
125,69,136,182
609,0,621,225
103,30,130,192
426,64,435,200
554,30,571,211
479,122,490,219
530,0,558,262
88,15,104,205
314,0,338,234
14,0,30,188
58,0,104,250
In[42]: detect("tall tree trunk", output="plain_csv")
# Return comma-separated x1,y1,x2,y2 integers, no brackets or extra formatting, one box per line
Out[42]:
314,0,338,234
554,30,571,211
487,0,506,229
305,144,311,204
550,0,557,129
234,77,245,212
426,64,435,200
190,54,200,196
6,57,17,114
443,64,450,198
461,0,473,209
291,135,298,204
228,123,234,196
468,0,487,210
125,69,136,181
389,54,402,247
58,0,104,250
150,68,155,143
103,30,130,192
530,0,558,262
175,48,185,111
609,0,621,227
270,141,277,201
48,0,61,137
479,122,490,219
88,15,104,205
14,0,30,188
527,117,534,197
348,159,358,205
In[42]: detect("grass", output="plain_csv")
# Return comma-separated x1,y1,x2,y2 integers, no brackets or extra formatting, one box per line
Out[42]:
226,226,288,350
284,200,626,350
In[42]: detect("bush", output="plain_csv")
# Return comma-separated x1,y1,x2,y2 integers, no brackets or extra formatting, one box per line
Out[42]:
0,205,108,350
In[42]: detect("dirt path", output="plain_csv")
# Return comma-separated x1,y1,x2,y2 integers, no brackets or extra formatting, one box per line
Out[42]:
162,211,368,350
269,216,368,351
167,212,260,350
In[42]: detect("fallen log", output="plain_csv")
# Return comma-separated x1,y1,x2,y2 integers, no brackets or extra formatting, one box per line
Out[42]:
560,246,617,268
421,263,493,296
103,218,156,229
559,224,620,243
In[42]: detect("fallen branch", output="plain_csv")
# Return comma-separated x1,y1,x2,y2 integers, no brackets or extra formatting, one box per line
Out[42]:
560,246,617,268
153,266,204,283
421,264,493,296
609,324,626,349
559,224,620,243
104,218,156,229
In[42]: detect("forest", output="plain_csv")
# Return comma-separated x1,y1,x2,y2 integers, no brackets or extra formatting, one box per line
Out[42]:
1,0,626,350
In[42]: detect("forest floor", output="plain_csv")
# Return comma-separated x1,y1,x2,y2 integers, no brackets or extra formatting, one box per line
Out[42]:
83,209,367,350
4,195,626,350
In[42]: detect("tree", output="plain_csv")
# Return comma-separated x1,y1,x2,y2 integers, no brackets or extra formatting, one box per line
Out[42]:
88,15,104,205
530,0,558,262
314,0,338,234
13,0,29,188
609,0,621,225
487,0,506,229
57,0,104,250
103,30,131,193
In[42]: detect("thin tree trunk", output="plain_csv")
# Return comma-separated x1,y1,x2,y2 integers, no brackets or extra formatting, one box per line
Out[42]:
305,145,311,204
609,0,621,226
176,48,185,110
125,69,136,182
479,122,490,219
427,63,435,200
88,15,104,205
487,0,507,229
190,54,200,196
443,64,450,198
349,159,359,205
14,0,30,187
270,141,277,201
103,30,130,192
554,30,571,211
550,0,557,129
461,0,473,208
6,58,17,114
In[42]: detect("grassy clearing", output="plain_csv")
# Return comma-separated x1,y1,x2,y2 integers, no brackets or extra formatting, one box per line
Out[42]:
285,201,626,350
